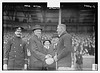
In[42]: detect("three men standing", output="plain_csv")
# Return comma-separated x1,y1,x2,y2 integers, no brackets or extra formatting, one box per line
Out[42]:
3,24,73,70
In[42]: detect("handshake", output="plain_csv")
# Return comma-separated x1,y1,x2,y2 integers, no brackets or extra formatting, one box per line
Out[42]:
45,54,57,65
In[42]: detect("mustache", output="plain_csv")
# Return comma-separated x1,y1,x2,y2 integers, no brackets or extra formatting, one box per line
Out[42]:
16,33,21,35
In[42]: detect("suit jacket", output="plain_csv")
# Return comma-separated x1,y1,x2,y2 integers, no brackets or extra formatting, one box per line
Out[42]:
44,44,55,57
4,36,27,70
28,34,47,69
43,44,56,69
57,31,73,67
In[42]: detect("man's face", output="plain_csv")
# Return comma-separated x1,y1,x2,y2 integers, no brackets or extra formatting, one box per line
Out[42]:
15,30,22,37
44,41,50,46
34,29,41,37
51,38,59,44
57,25,62,35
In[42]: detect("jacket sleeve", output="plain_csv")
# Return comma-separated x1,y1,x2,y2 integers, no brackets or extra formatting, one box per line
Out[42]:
49,45,55,57
3,39,12,64
57,35,73,61
28,38,45,62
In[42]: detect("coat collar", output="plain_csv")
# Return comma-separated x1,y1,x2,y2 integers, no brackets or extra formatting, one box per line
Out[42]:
32,34,42,42
59,31,67,37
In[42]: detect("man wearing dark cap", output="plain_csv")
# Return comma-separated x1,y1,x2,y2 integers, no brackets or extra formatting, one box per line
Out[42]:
27,25,48,70
54,24,74,70
3,27,28,70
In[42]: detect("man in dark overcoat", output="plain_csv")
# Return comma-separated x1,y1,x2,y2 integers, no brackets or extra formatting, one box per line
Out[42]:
27,25,48,70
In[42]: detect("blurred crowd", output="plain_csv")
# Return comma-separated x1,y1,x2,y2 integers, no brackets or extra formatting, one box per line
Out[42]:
72,33,95,56
3,31,95,56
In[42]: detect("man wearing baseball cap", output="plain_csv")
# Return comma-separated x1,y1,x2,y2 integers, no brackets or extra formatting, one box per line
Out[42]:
3,27,28,70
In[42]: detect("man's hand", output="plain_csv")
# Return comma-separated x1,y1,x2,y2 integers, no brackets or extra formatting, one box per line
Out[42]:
45,54,52,59
24,64,27,70
45,58,54,65
3,64,7,70
54,55,58,62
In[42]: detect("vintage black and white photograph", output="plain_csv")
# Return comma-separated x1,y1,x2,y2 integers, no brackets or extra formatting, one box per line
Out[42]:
2,1,98,71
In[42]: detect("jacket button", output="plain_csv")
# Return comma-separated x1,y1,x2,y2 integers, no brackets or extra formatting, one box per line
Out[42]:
27,42,29,44
20,44,22,46
14,47,15,48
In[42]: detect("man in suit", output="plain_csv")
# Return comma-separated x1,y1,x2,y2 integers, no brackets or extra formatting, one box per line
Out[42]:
54,24,74,70
3,27,28,70
27,25,48,70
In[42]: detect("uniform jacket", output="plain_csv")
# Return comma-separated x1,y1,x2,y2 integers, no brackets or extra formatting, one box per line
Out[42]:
57,31,73,67
4,36,27,70
28,34,47,69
